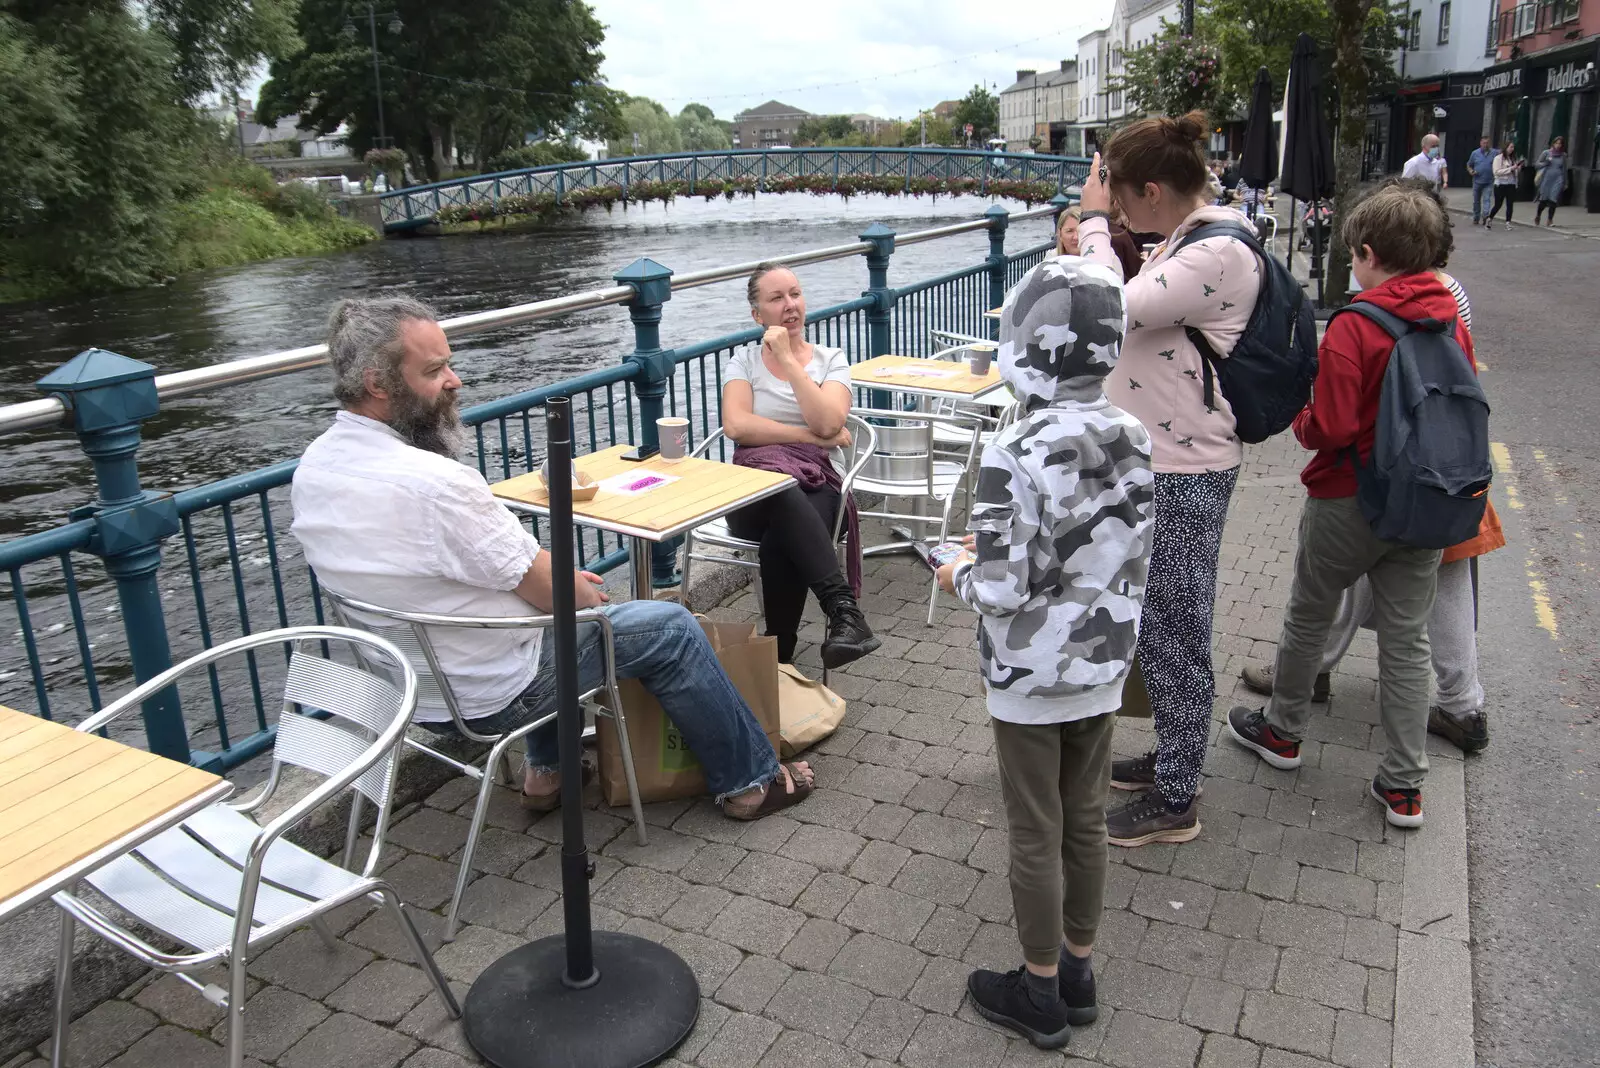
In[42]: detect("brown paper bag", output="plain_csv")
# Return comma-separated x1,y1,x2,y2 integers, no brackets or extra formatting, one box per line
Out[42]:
595,617,781,805
777,664,848,758
1115,654,1152,718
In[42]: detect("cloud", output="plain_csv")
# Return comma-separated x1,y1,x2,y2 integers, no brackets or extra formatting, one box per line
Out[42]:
586,0,1116,119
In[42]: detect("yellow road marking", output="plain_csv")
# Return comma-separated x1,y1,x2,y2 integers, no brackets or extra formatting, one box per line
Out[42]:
1493,442,1559,640
1490,442,1521,509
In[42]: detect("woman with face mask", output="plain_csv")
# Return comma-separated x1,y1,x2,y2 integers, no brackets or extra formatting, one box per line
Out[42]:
1534,136,1568,226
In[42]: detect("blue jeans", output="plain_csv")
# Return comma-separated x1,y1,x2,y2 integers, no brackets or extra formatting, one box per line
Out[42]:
442,600,779,801
1472,182,1492,221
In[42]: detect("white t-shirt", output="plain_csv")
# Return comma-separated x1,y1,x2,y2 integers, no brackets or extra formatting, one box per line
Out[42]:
291,411,542,722
724,343,851,470
1402,151,1445,186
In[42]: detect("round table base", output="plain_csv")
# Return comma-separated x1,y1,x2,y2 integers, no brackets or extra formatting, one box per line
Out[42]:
462,931,700,1068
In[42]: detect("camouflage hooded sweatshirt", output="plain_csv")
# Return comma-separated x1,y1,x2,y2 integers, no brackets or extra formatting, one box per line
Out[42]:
951,257,1156,725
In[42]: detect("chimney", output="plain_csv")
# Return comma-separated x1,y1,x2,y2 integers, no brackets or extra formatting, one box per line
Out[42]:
1060,60,1072,71
1016,69,1036,83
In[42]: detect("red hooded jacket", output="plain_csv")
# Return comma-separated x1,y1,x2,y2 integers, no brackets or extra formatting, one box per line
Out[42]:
1295,272,1476,498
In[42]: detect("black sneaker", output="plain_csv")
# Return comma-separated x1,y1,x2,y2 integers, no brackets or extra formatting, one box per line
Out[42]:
1370,778,1424,828
821,602,881,669
1240,662,1330,702
966,967,1072,1049
1106,788,1201,847
1428,706,1489,754
1059,968,1098,1026
1225,706,1303,769
1109,751,1156,791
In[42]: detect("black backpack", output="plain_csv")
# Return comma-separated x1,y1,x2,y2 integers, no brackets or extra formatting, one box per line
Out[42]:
1331,302,1491,549
1170,221,1319,444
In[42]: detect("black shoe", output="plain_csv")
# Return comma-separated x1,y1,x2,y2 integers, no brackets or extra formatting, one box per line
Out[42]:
1240,662,1330,702
1059,968,1098,1026
1226,706,1303,770
1109,751,1156,791
966,967,1071,1050
821,601,880,669
1428,706,1489,754
1106,788,1201,847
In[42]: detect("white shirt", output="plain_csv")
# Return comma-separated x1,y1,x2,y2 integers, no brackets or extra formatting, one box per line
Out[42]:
725,343,851,471
290,412,542,722
1402,151,1445,185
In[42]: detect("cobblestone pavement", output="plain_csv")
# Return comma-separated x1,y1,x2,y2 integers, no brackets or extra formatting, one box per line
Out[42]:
5,431,1473,1068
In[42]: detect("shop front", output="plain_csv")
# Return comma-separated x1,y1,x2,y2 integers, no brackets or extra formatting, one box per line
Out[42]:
1472,39,1599,208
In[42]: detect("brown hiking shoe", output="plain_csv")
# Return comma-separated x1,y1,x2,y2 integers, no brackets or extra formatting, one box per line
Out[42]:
1240,662,1330,703
1106,789,1201,847
1428,706,1489,754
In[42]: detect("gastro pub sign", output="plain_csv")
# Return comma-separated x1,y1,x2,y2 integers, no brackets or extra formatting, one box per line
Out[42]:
1455,58,1595,99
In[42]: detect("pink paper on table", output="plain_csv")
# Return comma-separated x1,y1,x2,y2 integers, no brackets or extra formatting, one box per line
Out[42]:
595,471,681,496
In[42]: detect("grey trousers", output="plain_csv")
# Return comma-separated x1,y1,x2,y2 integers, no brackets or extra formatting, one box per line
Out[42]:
1318,558,1484,715
992,712,1115,967
1267,496,1441,790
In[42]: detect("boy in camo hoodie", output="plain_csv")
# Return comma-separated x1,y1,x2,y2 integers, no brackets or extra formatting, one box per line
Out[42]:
937,255,1154,1050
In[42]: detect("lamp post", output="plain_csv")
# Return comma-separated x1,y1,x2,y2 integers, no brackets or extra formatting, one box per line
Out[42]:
343,3,403,149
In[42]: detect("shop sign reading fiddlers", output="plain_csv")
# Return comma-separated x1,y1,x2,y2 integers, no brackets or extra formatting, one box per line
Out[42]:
1543,62,1595,94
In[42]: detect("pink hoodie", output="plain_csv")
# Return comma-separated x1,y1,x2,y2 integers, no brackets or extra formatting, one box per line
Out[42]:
1079,206,1261,474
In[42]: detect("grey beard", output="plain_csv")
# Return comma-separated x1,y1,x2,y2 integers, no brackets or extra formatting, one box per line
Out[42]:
389,387,467,459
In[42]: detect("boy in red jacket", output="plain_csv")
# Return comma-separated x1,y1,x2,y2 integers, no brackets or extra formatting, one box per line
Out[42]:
1226,185,1468,829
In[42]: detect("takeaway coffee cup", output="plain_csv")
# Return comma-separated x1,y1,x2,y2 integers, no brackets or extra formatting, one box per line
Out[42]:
657,417,689,462
969,344,996,376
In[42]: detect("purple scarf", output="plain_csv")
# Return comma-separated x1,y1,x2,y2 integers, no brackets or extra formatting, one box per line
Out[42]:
732,442,862,596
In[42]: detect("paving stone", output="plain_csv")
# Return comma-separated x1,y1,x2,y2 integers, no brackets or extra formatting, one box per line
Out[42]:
913,906,981,958
1199,1032,1263,1068
896,812,982,861
1098,1010,1205,1068
325,959,435,1026
679,842,749,885
1265,789,1314,827
1170,840,1252,892
664,930,745,991
1099,958,1191,1021
796,872,864,920
1102,862,1140,910
133,972,227,1032
1280,828,1358,875
460,826,545,877
1246,855,1301,901
1340,919,1396,970
100,1025,263,1068
1295,868,1376,918
431,924,524,985
1239,992,1336,1058
705,893,806,956
827,933,929,998
205,986,328,1061
697,1011,781,1068
779,915,853,970
855,802,915,841
1354,840,1404,884
1138,921,1231,979
761,1029,868,1068
789,789,875,832
389,808,472,858
513,850,622,895
736,814,802,855
1130,873,1217,929
592,865,690,919
249,928,375,999
964,872,1016,923
967,827,1010,874
904,955,969,1015
1119,840,1177,874
456,872,557,933
664,883,736,932
1094,908,1148,961
381,854,464,911
846,997,925,1060
849,733,930,773
1274,949,1368,1012
784,824,868,872
1365,966,1394,1021
900,1013,1008,1068
1209,890,1266,939
723,851,821,907
41,999,158,1068
1373,880,1402,925
527,806,628,847
603,825,708,873
765,970,872,1043
1236,816,1286,855
715,954,793,1013
1183,978,1247,1034
847,840,913,885
400,1050,477,1068
1259,1050,1336,1068
1258,901,1346,957
837,883,936,942
1331,1010,1391,1068
394,980,474,1059
838,763,923,804
891,852,981,906
1226,938,1281,990
1196,777,1271,818
279,1012,417,1068
674,801,752,844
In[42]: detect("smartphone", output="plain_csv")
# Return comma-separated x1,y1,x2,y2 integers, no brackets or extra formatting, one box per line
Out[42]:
620,443,659,462
914,540,968,571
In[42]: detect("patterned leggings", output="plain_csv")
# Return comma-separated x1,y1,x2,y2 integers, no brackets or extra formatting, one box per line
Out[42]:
1137,467,1239,807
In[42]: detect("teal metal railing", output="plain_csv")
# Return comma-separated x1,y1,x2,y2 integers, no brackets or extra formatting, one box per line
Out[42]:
0,199,1067,770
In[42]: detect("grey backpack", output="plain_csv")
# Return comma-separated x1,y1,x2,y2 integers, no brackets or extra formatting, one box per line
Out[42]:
1332,303,1491,549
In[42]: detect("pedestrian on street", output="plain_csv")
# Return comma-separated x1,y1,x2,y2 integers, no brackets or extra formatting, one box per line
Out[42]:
1485,141,1522,229
1238,178,1505,755
937,232,1154,1050
1467,135,1495,225
1401,133,1447,191
1534,136,1569,226
1227,184,1476,830
1079,111,1263,848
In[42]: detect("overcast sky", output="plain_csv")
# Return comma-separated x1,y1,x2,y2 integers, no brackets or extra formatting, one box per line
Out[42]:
584,0,1116,121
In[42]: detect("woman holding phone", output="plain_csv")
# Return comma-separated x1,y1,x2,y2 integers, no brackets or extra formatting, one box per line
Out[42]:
719,263,878,670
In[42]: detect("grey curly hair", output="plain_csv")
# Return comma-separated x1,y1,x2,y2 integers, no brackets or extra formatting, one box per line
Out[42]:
325,296,438,406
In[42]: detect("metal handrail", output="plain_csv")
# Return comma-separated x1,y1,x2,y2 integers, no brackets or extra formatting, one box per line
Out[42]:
0,207,1061,436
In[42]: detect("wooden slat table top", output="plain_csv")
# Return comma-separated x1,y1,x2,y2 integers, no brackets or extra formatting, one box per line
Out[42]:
0,705,229,923
492,445,795,542
850,353,1004,400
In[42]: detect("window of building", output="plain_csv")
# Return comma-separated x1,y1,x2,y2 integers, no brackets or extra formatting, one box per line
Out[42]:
1485,8,1497,54
1438,1,1450,44
1408,10,1421,50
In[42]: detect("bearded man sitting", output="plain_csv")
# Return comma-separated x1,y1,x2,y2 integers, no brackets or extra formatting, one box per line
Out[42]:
290,297,814,819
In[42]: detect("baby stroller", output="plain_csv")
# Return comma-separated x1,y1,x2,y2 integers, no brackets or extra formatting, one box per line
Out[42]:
1298,200,1333,252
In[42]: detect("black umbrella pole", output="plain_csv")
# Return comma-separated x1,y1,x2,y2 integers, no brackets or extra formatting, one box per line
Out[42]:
1286,198,1296,275
1313,207,1326,307
545,397,597,989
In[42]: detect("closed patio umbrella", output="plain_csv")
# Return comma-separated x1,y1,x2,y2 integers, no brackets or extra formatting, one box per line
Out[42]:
1279,32,1335,304
1237,66,1279,217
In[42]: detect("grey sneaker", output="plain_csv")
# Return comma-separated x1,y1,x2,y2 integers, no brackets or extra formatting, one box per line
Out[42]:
1240,662,1330,703
1106,789,1201,847
1428,706,1489,754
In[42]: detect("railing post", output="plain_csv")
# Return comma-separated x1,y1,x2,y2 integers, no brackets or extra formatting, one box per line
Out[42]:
36,350,186,762
613,258,683,587
859,223,896,409
985,205,1010,339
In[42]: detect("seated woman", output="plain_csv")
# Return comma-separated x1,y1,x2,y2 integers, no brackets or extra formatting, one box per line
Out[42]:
1051,205,1143,279
720,263,880,669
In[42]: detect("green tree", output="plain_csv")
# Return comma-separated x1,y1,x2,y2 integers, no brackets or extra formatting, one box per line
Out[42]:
145,0,300,102
1119,31,1237,121
952,85,999,144
607,95,682,156
1326,0,1396,304
258,0,621,179
676,103,731,151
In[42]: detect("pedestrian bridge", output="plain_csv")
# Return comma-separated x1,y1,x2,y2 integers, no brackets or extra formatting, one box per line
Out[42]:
377,147,1092,232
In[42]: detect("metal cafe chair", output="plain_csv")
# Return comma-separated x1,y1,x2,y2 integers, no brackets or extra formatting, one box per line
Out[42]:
680,414,877,680
851,407,984,624
49,627,459,1068
322,591,647,941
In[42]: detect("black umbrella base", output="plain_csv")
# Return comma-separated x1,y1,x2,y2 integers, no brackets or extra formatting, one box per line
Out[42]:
463,932,700,1068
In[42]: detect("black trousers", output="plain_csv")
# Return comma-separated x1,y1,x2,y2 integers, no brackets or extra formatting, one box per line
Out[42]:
726,484,843,660
1535,198,1557,224
1487,185,1515,222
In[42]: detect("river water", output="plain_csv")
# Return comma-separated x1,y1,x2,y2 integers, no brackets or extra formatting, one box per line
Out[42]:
0,193,1051,729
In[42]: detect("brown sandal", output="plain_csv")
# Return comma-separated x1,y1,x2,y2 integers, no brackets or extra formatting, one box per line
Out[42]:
519,761,595,811
722,763,815,821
